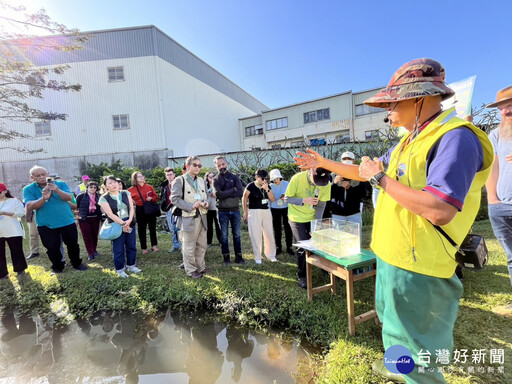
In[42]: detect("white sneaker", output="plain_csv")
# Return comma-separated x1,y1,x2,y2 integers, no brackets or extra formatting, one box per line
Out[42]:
255,259,262,264
269,257,278,262
117,271,129,278
127,265,141,273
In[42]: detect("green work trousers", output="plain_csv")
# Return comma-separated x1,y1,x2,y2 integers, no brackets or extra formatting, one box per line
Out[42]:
376,257,463,384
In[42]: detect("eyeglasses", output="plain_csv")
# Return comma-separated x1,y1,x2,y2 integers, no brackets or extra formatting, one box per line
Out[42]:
208,175,214,178
136,175,145,178
191,163,202,168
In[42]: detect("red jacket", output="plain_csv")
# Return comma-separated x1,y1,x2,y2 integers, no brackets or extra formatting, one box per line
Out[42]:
128,183,158,207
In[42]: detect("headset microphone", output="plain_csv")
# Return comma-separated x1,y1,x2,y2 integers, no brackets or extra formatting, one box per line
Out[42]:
383,117,389,123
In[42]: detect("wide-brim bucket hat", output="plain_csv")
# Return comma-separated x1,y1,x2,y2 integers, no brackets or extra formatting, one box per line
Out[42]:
364,58,455,108
486,85,512,108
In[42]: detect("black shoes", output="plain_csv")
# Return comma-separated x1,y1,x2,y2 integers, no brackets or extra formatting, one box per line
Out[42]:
298,277,307,289
234,254,246,265
27,253,39,260
223,254,231,266
88,254,95,261
74,264,88,271
276,247,282,255
190,271,203,279
286,247,295,256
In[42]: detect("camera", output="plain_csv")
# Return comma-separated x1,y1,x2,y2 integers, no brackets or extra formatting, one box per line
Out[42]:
46,177,54,184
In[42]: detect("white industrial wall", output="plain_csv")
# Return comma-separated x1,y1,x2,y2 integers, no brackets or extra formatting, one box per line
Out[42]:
157,58,256,157
3,56,164,162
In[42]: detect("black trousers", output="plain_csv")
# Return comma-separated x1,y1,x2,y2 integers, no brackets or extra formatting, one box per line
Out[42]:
38,223,82,271
271,207,293,249
0,236,28,278
288,220,311,278
207,210,221,245
135,205,158,250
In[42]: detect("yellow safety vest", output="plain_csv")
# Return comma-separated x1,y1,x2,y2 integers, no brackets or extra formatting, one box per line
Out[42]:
371,108,493,278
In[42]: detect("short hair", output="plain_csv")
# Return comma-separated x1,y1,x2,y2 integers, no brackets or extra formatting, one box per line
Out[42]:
88,181,99,188
255,169,269,179
29,165,47,176
103,175,117,186
130,171,142,186
182,162,187,171
185,155,200,166
164,167,174,173
214,156,226,164
116,178,126,189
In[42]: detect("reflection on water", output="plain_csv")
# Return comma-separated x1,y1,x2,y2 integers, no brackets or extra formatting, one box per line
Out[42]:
0,309,318,383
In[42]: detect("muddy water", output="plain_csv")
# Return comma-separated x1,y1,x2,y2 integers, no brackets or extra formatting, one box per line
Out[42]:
0,309,319,383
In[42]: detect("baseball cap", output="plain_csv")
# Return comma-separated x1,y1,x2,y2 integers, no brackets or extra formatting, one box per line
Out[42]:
0,183,7,193
82,175,90,180
341,151,355,160
311,168,330,187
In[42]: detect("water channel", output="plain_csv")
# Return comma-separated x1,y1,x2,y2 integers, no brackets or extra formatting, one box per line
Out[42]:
0,309,319,383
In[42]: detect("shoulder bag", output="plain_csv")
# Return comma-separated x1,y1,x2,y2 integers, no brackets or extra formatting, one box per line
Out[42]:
136,185,161,216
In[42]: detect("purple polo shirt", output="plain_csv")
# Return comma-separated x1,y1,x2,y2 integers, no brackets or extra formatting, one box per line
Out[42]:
380,127,483,210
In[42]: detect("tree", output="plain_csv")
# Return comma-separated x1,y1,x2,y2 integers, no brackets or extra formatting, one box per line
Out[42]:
0,1,87,152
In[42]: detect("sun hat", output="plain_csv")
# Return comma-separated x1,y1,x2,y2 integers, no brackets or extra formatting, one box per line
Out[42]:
486,85,512,108
364,58,455,108
269,169,283,182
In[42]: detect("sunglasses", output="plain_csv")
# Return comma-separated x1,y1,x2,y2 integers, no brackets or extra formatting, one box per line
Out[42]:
191,163,203,168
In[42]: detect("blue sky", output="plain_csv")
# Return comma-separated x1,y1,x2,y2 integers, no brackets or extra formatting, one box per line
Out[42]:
18,0,512,116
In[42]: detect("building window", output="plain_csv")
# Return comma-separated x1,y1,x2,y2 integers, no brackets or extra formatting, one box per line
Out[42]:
265,117,288,131
34,121,51,136
355,104,382,116
108,67,125,82
245,124,263,137
365,130,380,140
113,114,130,130
335,130,351,143
304,108,330,124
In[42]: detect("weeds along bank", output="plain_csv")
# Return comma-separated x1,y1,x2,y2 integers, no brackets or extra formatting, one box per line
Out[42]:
0,223,509,383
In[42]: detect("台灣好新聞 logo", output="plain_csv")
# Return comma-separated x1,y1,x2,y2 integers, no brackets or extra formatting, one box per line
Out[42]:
383,345,415,374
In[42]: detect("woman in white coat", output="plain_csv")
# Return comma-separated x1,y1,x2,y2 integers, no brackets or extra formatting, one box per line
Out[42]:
0,183,28,279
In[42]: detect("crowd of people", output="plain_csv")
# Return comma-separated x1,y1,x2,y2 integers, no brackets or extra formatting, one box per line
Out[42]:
0,57,511,383
0,154,346,286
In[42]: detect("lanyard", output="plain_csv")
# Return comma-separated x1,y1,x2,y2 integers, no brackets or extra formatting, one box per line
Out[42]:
186,174,198,192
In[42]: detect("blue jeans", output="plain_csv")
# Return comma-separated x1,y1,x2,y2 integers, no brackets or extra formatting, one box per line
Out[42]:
166,211,181,249
488,203,512,286
112,227,137,272
218,210,242,256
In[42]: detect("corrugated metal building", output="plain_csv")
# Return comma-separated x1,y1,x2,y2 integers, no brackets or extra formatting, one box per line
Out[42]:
1,25,268,195
240,88,387,150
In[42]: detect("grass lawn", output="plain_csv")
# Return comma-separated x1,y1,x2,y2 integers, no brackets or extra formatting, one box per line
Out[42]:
0,218,510,383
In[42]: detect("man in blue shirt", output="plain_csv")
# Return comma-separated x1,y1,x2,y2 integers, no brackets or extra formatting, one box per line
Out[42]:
486,85,512,317
23,166,87,274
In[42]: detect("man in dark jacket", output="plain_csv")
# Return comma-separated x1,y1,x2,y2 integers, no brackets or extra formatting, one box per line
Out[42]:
212,156,246,266
160,167,181,252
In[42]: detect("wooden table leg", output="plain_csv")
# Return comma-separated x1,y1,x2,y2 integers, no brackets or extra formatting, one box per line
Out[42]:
330,271,336,296
306,251,313,302
346,270,355,336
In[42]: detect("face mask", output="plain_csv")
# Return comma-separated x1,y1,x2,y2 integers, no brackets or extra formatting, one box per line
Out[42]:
341,160,354,165
219,167,227,174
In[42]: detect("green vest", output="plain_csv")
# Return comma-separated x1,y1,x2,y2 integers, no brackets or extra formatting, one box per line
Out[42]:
371,108,493,278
